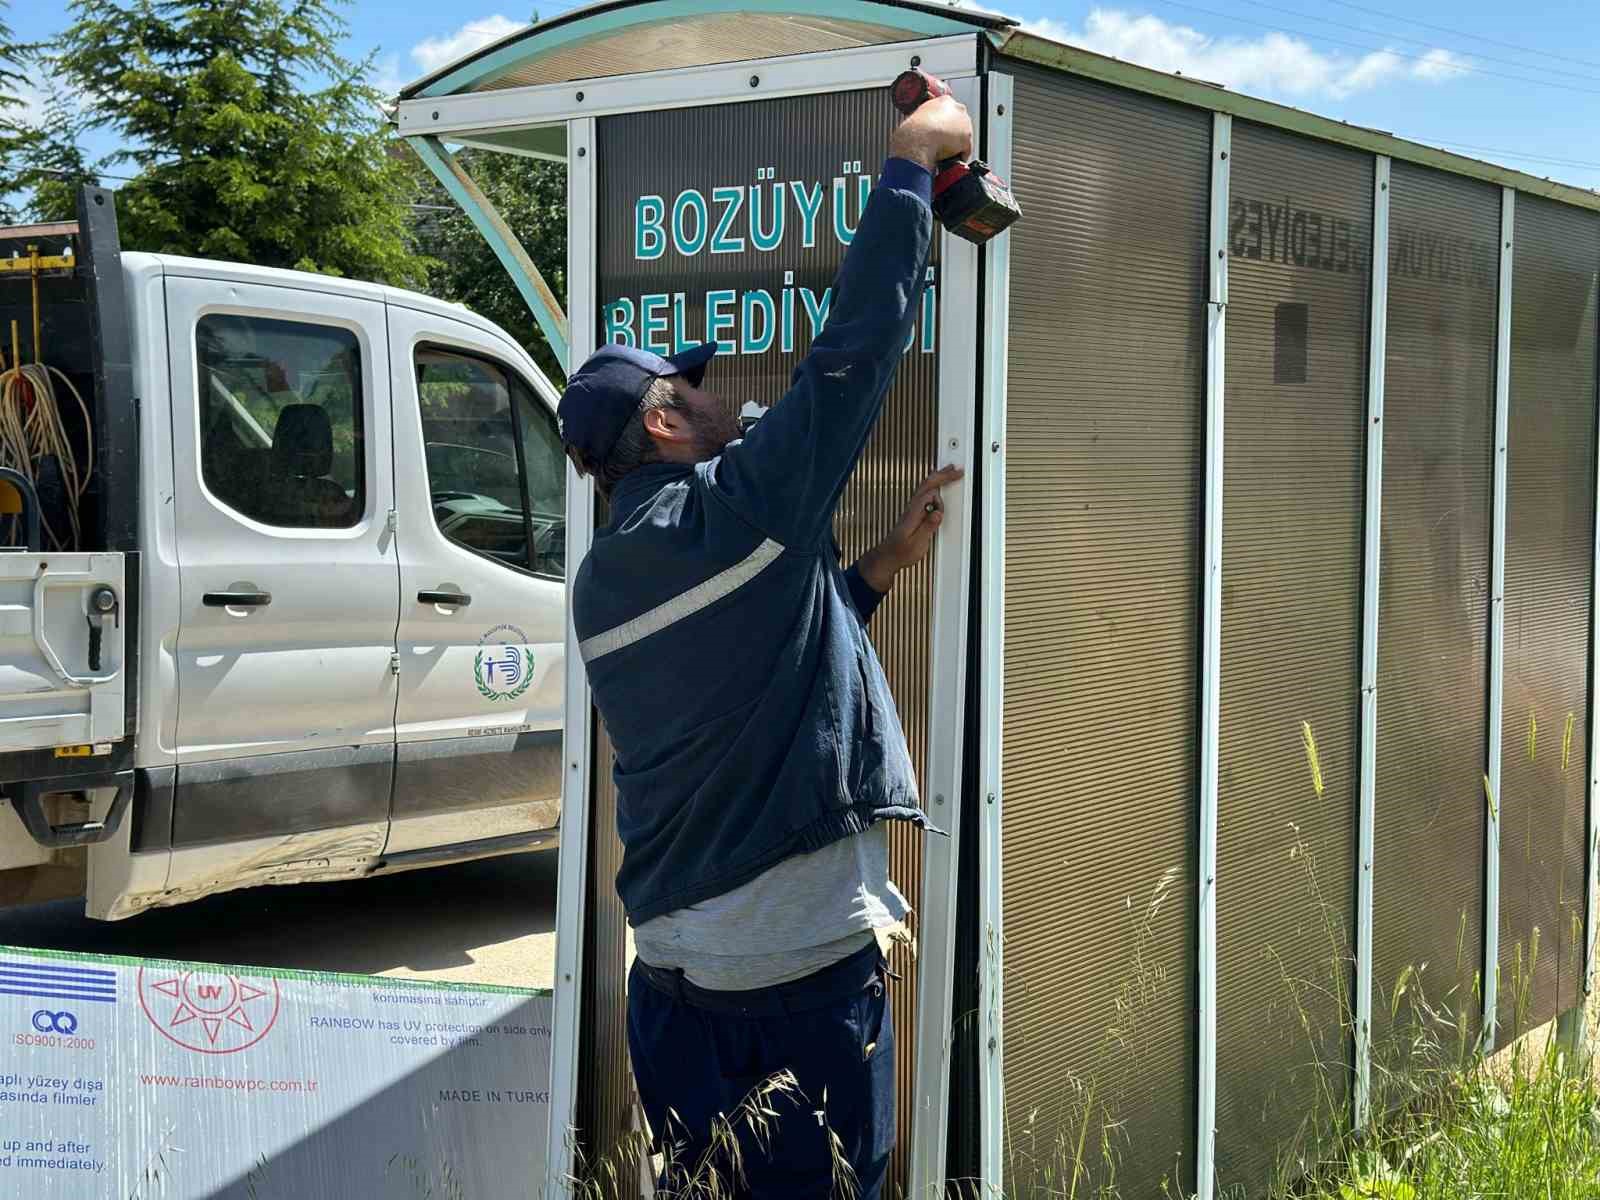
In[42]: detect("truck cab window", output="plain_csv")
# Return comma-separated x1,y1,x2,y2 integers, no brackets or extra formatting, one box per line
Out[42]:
196,314,365,529
416,348,565,578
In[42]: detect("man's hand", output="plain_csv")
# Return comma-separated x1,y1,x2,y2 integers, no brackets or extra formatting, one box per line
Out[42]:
856,464,965,594
888,95,973,174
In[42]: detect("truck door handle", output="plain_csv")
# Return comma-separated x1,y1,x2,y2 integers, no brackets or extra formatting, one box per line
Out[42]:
418,589,472,608
203,591,272,608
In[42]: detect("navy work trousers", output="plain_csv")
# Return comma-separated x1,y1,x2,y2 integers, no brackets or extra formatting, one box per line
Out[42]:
626,939,895,1199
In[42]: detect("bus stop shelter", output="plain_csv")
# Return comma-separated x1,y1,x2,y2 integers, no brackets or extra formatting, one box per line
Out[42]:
395,3,1600,1195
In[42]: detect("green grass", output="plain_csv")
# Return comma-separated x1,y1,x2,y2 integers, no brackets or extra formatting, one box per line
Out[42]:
569,720,1600,1199
1303,1024,1600,1199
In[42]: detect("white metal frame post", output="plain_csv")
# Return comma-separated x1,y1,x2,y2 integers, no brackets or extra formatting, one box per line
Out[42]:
968,68,1015,1200
1483,187,1515,1051
1197,110,1231,1200
546,115,597,1200
1354,155,1390,1130
908,70,988,1200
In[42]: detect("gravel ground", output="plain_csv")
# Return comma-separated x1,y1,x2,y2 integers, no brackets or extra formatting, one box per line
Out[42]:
0,849,559,989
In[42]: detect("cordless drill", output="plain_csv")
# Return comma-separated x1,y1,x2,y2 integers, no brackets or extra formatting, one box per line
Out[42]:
890,68,1021,245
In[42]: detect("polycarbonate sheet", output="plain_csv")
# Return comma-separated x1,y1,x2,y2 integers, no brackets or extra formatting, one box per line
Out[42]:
1497,196,1599,1036
1371,162,1499,1067
592,90,939,1196
0,947,552,1199
1215,123,1371,1192
470,13,926,90
998,59,1207,1196
577,716,634,1181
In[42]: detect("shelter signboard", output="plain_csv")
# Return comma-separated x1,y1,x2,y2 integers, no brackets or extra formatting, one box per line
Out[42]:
595,88,939,407
0,946,551,1197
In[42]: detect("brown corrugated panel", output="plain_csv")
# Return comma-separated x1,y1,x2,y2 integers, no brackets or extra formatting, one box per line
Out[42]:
590,90,939,1195
1497,196,1599,1037
997,58,1207,1196
1371,162,1499,1071
473,13,921,90
1215,122,1370,1193
578,716,640,1194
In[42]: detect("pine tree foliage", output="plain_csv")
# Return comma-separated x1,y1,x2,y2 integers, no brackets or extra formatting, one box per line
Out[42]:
55,0,426,286
0,0,38,221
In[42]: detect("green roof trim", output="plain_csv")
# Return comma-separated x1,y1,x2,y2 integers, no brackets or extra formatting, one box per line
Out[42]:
0,943,550,997
993,29,1600,214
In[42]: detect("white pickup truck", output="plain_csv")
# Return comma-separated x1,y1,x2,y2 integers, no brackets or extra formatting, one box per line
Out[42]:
0,188,567,920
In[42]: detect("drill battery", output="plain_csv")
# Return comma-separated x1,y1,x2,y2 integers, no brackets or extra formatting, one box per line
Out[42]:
931,159,1021,245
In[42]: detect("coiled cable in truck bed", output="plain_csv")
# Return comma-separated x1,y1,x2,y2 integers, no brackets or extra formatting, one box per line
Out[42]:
0,357,94,550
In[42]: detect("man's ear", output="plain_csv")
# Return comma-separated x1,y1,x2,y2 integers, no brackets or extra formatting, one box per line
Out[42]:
642,403,692,444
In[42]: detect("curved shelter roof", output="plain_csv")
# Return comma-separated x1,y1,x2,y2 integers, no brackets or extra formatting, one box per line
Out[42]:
397,0,1598,212
400,0,1014,99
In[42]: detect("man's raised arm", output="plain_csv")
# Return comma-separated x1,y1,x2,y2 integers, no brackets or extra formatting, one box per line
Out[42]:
710,95,972,547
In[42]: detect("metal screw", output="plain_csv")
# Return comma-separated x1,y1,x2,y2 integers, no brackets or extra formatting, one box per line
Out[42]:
1381,182,1388,190
991,440,1000,452
935,793,946,805
1218,249,1226,258
910,54,922,67
1220,151,1228,160
986,792,995,805
750,74,760,88
997,104,1006,115
949,437,959,448
577,147,587,157
987,1037,997,1051
576,91,585,101
570,761,578,770
431,111,439,120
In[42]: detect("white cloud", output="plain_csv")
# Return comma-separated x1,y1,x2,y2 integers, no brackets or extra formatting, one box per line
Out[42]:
370,53,406,99
1413,47,1471,82
5,81,51,128
410,14,525,77
997,7,1470,102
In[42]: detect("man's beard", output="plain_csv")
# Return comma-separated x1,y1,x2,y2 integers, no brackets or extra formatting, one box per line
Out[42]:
686,402,744,457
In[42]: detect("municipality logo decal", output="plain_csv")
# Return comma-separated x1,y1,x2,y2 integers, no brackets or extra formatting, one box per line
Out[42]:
138,967,281,1055
474,623,534,703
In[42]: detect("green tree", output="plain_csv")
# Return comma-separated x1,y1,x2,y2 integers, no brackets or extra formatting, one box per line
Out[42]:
55,0,426,286
11,66,97,224
411,147,567,381
0,0,38,220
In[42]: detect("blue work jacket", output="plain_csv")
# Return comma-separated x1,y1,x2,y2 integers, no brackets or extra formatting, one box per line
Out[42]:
573,158,935,926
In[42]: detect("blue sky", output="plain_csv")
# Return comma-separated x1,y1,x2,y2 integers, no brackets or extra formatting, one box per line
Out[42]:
11,0,1600,192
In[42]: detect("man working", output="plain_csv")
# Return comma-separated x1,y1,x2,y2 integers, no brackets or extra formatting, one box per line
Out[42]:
558,92,973,1198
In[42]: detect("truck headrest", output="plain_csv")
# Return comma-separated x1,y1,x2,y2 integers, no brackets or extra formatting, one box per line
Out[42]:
273,404,333,477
